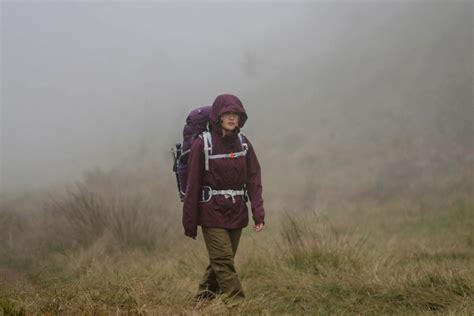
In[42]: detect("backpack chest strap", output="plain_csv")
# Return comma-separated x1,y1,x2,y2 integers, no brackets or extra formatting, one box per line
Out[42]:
208,149,247,160
201,131,248,171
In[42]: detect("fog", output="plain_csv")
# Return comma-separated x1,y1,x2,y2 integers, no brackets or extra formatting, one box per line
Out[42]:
1,1,472,194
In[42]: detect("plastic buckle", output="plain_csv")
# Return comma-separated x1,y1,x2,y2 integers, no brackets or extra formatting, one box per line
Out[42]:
200,186,212,203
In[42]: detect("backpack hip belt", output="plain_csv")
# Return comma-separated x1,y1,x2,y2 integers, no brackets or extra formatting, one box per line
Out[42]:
200,186,247,203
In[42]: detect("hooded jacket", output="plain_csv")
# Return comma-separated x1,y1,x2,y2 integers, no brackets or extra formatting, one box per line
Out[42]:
182,94,265,238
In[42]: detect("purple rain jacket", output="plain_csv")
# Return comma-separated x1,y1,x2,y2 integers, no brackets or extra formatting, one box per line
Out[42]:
182,94,265,238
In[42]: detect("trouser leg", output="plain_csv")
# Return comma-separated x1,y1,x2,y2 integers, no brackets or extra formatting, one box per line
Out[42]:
196,228,243,299
197,264,220,299
201,227,245,300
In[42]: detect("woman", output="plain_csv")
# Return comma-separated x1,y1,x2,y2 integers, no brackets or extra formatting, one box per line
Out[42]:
182,94,265,304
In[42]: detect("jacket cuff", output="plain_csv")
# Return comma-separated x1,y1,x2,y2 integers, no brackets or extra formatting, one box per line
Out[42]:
185,229,197,238
252,209,265,225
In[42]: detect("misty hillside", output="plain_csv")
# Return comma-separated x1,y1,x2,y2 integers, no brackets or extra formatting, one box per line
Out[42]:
1,2,473,314
2,1,472,195
104,2,472,209
157,2,472,209
246,3,472,206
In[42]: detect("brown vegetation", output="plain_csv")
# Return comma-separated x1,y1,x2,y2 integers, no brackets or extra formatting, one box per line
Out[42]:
0,157,472,314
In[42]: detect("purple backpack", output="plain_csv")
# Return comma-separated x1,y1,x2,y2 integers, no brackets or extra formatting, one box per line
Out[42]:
172,106,211,201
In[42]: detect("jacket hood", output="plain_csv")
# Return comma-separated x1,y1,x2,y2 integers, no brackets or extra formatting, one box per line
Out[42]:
209,94,248,134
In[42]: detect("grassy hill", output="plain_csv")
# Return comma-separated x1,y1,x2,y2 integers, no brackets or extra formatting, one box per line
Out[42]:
0,138,472,314
1,2,472,314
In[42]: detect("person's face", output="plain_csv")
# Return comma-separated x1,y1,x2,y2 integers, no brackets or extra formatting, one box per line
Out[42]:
220,112,240,132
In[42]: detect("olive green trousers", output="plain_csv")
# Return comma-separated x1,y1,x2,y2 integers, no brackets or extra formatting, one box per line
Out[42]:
196,227,245,301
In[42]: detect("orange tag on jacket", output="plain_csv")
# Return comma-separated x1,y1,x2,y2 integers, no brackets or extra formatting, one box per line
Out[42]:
229,152,235,159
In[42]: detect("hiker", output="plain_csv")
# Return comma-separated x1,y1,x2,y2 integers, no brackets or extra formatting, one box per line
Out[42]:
182,94,265,304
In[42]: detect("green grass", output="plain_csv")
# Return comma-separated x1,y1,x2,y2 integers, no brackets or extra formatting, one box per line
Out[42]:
0,297,26,316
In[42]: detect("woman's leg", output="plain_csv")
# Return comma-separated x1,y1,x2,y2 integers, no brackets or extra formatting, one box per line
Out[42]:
201,227,245,300
196,227,242,300
196,264,220,300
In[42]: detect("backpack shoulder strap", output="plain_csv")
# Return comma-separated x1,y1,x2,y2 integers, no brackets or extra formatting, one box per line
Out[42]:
238,131,248,152
201,131,212,171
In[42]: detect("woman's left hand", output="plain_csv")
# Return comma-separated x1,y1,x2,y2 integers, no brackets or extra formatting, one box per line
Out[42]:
254,223,264,232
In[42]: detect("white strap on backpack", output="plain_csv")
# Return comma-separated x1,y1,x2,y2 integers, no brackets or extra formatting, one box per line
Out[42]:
200,131,248,171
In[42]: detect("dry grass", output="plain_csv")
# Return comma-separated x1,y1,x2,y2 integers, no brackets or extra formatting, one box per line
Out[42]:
0,155,473,314
1,187,472,315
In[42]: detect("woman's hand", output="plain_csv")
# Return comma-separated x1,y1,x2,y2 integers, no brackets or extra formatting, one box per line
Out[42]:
254,223,264,232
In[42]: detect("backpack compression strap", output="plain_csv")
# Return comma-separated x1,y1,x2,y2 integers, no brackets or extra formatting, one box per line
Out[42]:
201,131,248,171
